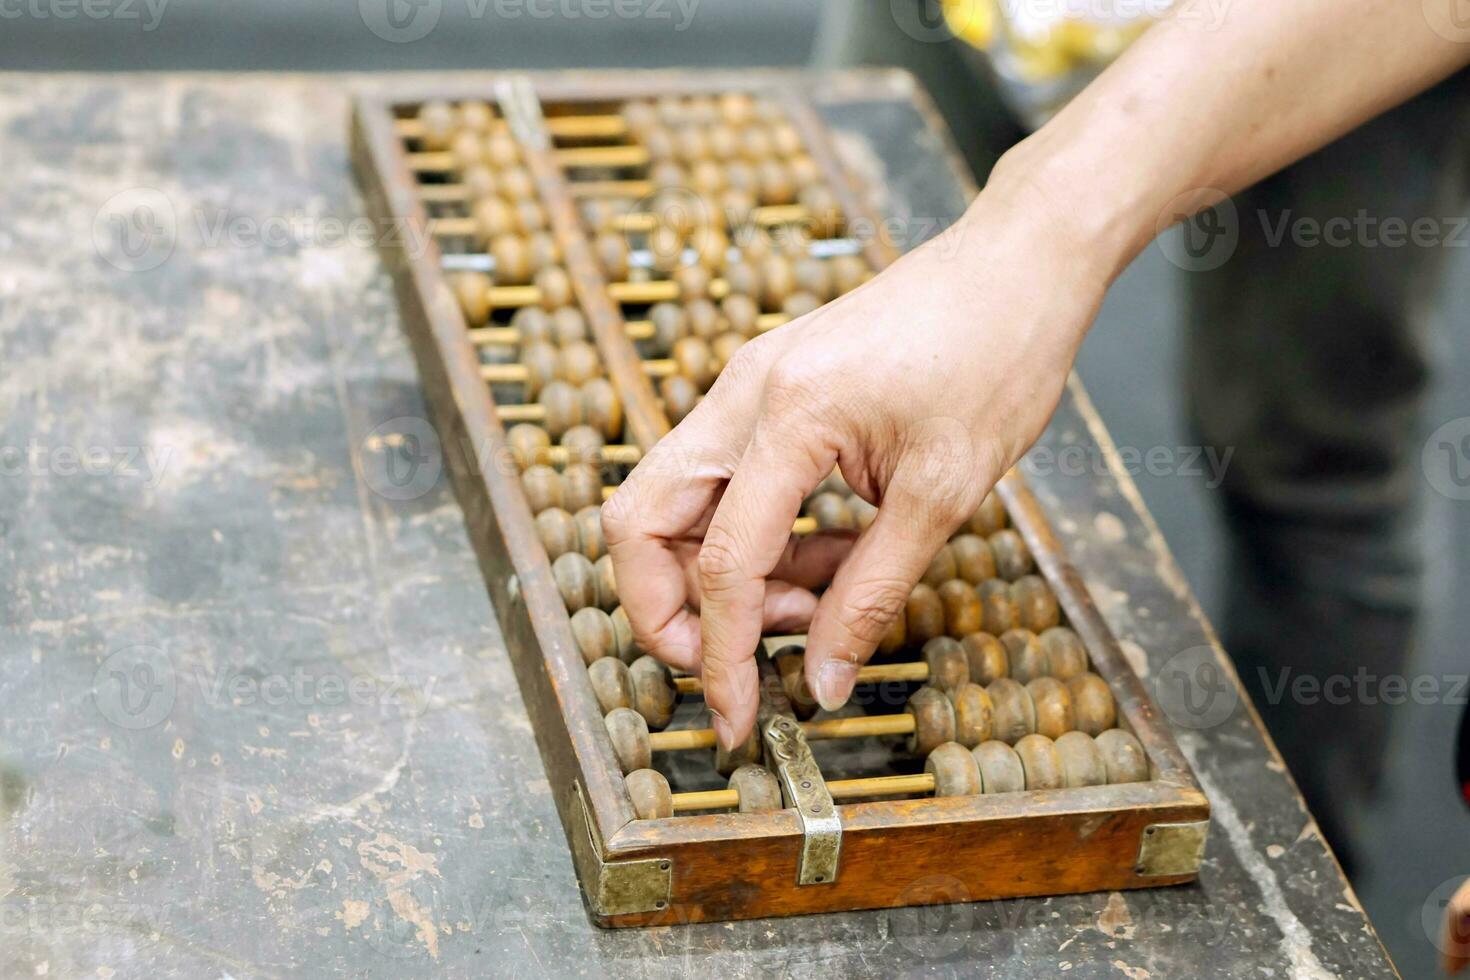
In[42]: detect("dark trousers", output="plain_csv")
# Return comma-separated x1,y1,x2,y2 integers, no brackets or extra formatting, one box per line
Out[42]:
817,5,1470,871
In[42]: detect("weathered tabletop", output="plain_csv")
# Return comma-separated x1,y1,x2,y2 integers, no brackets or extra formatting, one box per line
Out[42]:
0,72,1396,978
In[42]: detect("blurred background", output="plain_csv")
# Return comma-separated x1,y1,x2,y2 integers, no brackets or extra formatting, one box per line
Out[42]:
4,0,1467,974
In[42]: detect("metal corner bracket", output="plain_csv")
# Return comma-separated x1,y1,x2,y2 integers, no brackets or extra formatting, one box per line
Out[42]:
567,781,672,917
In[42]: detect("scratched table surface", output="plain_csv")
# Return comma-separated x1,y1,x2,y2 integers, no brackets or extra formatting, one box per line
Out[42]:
0,72,1396,979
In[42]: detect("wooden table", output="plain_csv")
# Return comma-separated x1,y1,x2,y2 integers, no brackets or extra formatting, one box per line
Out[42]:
0,71,1397,978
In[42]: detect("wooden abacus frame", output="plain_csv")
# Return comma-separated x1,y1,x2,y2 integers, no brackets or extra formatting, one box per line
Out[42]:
349,71,1210,928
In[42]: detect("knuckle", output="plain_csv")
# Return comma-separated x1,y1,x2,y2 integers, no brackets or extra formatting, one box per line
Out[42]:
599,486,637,542
696,531,745,595
834,579,911,644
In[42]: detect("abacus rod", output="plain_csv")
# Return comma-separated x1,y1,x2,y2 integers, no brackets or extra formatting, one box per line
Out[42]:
670,772,937,813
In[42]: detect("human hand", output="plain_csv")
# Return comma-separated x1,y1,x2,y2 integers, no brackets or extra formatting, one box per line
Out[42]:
602,179,1115,749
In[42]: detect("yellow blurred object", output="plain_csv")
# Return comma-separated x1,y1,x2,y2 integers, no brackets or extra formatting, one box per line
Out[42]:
1057,18,1153,63
941,0,995,49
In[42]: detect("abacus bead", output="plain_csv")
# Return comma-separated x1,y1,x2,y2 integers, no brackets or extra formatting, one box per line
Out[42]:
629,656,677,730
1003,629,1047,684
594,553,619,610
649,302,688,355
906,685,957,757
556,341,602,387
925,741,983,797
605,707,651,774
719,92,754,126
711,331,746,373
511,305,554,343
690,159,726,195
948,682,995,748
622,99,658,136
721,293,761,336
921,545,958,588
1039,627,1089,680
581,378,623,440
973,740,1026,794
906,584,946,644
1011,575,1060,631
968,493,1007,536
729,764,783,812
714,727,762,777
773,646,818,719
1067,672,1117,736
625,768,673,820
979,579,1019,635
594,232,630,280
706,122,739,160
989,529,1034,580
490,234,531,284
574,505,605,560
723,260,762,300
756,159,796,207
660,374,700,424
454,272,491,326
648,160,685,192
457,100,494,133
472,196,515,242
922,637,970,691
686,298,723,340
416,99,455,150
535,507,578,560
850,496,879,532
534,266,574,311
561,425,605,466
521,464,563,514
552,307,590,345
507,423,550,468
828,254,868,295
758,255,796,310
673,264,712,301
807,491,855,531
560,463,603,514
462,163,497,199
740,124,774,160
949,534,996,584
987,678,1036,744
1014,733,1065,790
643,126,676,162
792,257,832,303
1054,731,1107,788
519,341,560,399
961,631,1009,685
611,605,641,664
770,121,803,158
647,226,685,273
553,552,598,612
570,607,617,665
1026,676,1076,740
788,154,820,187
937,579,983,638
527,231,561,272
485,132,520,168
781,292,821,320
1095,729,1149,783
500,166,535,201
589,656,634,714
672,336,716,391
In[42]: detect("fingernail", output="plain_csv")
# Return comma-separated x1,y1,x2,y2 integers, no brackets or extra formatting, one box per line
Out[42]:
814,660,859,712
710,709,735,752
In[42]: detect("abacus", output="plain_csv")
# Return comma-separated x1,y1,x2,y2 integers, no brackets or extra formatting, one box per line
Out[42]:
351,73,1210,927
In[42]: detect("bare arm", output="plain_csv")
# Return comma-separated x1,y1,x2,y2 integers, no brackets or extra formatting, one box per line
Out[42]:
604,2,1470,749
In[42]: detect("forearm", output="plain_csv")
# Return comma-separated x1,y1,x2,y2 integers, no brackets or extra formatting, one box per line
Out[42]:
981,0,1470,281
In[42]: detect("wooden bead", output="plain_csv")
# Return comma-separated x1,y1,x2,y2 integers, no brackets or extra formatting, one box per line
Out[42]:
560,425,605,466
921,637,970,691
973,740,1026,794
850,496,878,532
807,490,855,531
718,92,755,126
756,159,796,207
1003,629,1047,684
611,605,641,664
527,231,561,272
685,298,723,340
758,254,796,310
581,378,623,440
1014,733,1064,790
648,302,688,355
593,553,618,610
714,726,762,777
535,507,578,560
517,341,559,399
729,764,783,813
625,768,673,820
556,341,602,387
551,307,589,345
629,655,677,730
472,196,514,242
605,707,651,774
648,159,686,192
781,292,822,320
906,685,957,757
674,124,710,163
589,656,634,714
1067,672,1117,737
574,504,605,561
672,336,716,391
792,257,832,303
773,646,818,720
462,163,498,199
1039,627,1089,680
453,272,490,326
490,233,531,285
416,99,455,151
521,464,563,514
937,579,983,638
961,631,1009,685
947,682,995,748
797,184,844,239
570,607,617,666
721,293,761,336
621,100,658,138
499,165,535,201
906,584,946,644
560,463,602,514
1011,574,1059,631
949,533,996,585
770,121,803,158
989,529,1034,581
828,254,868,295
968,493,1007,536
979,579,1019,635
788,154,820,188
673,264,712,301
740,124,774,160
456,100,495,133
552,552,598,612
642,127,676,162
723,261,762,300
506,423,550,469
1095,729,1149,784
706,122,739,160
534,266,574,311
987,678,1036,744
484,132,520,169
659,374,700,424
1026,676,1076,740
594,231,630,281
708,331,744,373
690,159,726,196
925,741,982,797
514,200,547,236
920,544,958,588
511,305,554,342
1054,731,1107,788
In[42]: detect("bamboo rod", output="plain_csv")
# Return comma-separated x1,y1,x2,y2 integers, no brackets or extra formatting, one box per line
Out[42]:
479,359,676,384
396,114,628,141
672,660,928,696
648,710,913,753
670,772,937,813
